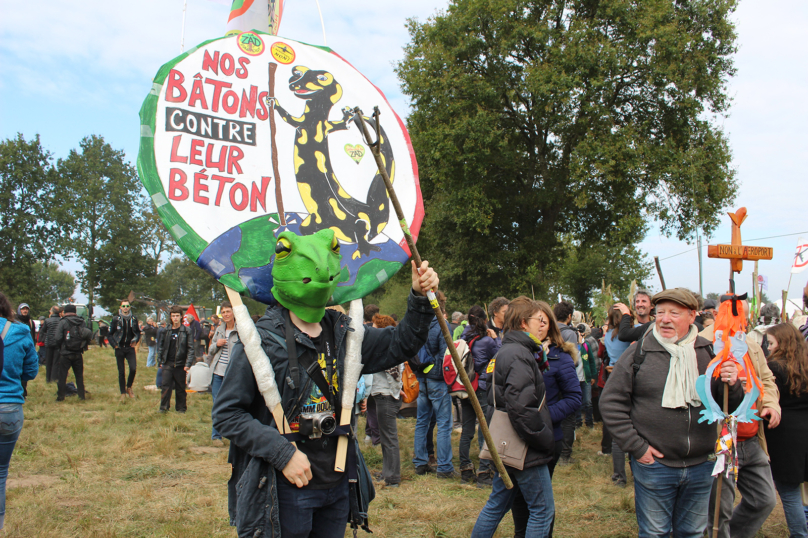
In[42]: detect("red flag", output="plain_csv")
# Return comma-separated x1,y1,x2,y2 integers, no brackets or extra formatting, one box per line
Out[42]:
186,304,200,322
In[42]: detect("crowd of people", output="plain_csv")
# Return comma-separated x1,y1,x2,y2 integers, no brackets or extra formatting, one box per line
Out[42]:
0,274,807,537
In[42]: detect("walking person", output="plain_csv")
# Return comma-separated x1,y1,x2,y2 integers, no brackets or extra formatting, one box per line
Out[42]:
97,321,109,348
459,305,501,486
205,301,237,442
15,304,35,399
370,314,405,487
471,297,556,538
601,289,743,538
41,305,62,383
412,291,455,478
553,301,582,466
763,323,808,538
53,304,92,401
511,300,581,538
702,307,780,538
602,305,633,486
143,317,158,367
108,300,141,401
0,292,39,530
157,306,194,413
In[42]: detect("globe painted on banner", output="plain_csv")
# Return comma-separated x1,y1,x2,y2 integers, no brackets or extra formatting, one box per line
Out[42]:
137,32,423,304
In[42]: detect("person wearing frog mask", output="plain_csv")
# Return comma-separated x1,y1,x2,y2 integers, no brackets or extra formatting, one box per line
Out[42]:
213,229,439,538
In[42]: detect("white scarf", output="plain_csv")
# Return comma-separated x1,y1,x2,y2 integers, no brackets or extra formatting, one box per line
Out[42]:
653,324,701,409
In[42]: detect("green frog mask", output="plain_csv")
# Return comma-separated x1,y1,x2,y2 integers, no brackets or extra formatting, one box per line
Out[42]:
271,229,342,323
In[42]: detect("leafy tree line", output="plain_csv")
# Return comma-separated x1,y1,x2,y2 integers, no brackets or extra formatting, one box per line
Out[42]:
395,0,739,309
1,133,229,317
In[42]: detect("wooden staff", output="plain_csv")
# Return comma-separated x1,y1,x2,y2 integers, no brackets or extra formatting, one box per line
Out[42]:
224,286,294,447
268,63,286,226
352,106,513,489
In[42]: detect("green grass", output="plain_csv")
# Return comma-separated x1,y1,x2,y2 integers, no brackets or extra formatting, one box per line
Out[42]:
5,346,792,537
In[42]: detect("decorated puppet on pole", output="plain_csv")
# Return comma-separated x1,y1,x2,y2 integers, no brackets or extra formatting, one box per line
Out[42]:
703,207,773,538
137,2,511,534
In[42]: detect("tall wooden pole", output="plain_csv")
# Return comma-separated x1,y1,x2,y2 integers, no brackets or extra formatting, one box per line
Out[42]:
654,256,666,290
268,63,286,226
352,107,513,489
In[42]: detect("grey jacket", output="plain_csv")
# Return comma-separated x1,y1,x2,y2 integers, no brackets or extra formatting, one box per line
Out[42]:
600,331,743,468
206,322,239,374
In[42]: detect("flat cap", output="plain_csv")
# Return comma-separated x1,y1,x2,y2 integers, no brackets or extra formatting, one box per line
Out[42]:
652,288,699,311
703,299,717,310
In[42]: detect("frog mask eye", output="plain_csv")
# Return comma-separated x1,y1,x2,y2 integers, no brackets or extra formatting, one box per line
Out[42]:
275,237,292,259
331,236,340,255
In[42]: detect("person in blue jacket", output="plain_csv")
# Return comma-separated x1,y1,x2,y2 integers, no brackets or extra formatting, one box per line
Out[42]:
0,292,38,530
459,305,501,485
511,300,581,538
412,291,456,478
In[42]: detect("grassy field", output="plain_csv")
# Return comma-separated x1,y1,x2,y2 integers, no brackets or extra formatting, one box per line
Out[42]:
6,345,792,537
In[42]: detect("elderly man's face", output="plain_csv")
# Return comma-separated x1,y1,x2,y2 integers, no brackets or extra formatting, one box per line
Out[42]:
654,301,696,341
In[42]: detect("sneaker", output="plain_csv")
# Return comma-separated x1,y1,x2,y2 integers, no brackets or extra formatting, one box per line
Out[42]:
159,409,168,414
597,451,611,457
613,480,627,488
364,435,371,444
558,457,577,466
461,469,476,484
415,465,434,475
211,439,225,446
428,454,438,470
384,482,400,488
476,471,493,487
437,471,458,480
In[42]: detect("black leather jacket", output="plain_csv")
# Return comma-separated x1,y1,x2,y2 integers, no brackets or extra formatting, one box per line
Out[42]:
157,324,195,368
109,314,141,348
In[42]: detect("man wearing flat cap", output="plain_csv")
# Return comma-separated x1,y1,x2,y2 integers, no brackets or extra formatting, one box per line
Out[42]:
601,288,745,538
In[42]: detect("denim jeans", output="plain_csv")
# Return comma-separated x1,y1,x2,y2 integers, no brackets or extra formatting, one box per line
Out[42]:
0,404,24,530
630,458,714,538
210,374,223,440
575,382,593,427
277,473,349,538
471,464,555,538
774,480,808,538
413,377,454,473
146,345,156,367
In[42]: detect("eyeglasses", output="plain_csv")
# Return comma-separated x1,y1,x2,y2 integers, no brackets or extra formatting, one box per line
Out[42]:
121,305,130,308
527,316,548,325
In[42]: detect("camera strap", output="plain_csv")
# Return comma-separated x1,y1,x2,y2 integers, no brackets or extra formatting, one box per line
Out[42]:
283,309,337,412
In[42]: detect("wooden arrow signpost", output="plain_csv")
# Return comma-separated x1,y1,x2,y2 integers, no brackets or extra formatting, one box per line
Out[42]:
706,207,772,538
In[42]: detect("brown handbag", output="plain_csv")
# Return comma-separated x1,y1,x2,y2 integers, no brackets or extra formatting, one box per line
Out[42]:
479,356,541,471
401,362,420,403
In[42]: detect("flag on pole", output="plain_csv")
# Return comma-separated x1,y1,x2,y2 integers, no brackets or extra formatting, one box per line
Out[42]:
793,237,808,274
225,0,284,36
757,274,768,292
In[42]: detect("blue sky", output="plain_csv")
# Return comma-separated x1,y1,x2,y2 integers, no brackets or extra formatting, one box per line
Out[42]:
2,1,806,312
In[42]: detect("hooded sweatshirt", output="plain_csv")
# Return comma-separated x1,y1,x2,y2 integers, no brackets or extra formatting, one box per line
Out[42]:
0,319,39,403
16,304,35,342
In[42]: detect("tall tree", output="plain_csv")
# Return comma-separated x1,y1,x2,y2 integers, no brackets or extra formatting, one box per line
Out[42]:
56,135,153,312
397,0,738,305
0,134,58,301
26,262,77,316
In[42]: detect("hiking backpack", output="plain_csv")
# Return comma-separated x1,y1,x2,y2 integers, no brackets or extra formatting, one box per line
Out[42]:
63,322,85,353
443,336,480,398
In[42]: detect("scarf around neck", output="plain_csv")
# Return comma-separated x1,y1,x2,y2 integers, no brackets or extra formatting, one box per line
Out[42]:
653,324,701,409
119,309,133,320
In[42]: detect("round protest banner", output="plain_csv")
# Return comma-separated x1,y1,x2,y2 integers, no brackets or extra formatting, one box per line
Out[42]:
138,32,423,304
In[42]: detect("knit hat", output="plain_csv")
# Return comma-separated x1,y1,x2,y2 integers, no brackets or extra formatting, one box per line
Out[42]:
63,304,77,314
652,288,699,311
702,299,718,310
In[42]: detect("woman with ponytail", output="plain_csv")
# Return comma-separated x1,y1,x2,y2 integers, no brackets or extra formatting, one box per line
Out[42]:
458,305,501,485
764,322,808,538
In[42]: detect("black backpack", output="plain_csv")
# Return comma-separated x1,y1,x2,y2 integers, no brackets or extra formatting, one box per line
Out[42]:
63,322,85,353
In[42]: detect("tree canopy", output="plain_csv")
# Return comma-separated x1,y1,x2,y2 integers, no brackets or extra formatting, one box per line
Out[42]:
397,0,738,307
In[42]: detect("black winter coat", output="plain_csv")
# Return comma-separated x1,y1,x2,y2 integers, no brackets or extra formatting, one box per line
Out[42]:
488,331,555,469
42,313,62,348
157,325,195,368
765,360,808,484
212,292,435,538
54,314,93,353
